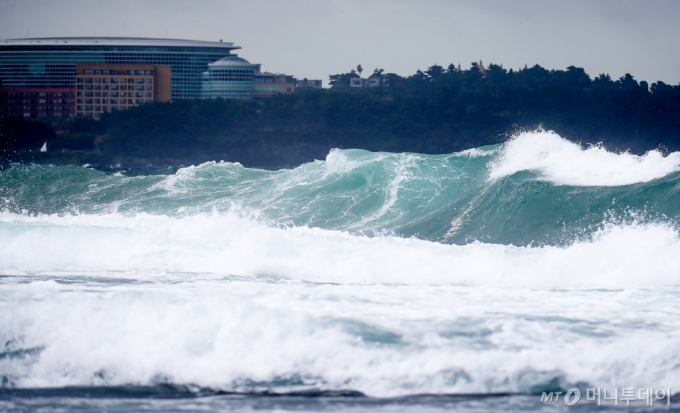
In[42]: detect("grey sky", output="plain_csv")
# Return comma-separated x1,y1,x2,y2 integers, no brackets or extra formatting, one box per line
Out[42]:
1,0,679,85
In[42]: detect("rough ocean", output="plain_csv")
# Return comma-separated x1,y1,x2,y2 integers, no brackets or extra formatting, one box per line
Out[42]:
1,131,680,412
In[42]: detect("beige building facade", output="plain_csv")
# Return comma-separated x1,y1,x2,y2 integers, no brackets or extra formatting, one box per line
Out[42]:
75,64,171,118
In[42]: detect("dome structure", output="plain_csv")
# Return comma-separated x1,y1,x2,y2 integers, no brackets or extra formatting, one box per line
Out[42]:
201,56,261,98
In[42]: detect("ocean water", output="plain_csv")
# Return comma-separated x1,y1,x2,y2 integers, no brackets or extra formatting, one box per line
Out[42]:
1,130,680,412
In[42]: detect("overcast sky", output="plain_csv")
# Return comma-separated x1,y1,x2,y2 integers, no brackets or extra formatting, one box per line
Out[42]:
1,0,679,85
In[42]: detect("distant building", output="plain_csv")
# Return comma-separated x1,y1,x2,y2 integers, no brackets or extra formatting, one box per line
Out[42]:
0,88,75,118
349,76,389,88
296,79,322,89
254,72,296,97
201,56,260,99
0,36,314,118
75,64,171,119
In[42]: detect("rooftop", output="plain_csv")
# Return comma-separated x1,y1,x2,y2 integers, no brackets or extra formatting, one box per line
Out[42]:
0,37,240,50
208,56,258,66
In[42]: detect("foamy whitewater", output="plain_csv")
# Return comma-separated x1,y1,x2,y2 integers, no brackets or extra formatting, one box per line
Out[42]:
1,130,680,411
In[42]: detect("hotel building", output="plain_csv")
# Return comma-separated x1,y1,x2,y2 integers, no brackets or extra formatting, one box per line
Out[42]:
0,37,271,118
75,64,171,118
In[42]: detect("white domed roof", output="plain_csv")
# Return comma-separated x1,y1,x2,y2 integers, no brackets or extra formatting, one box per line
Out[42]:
208,56,256,66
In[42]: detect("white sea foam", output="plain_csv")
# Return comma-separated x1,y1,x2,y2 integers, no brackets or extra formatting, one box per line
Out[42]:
2,271,679,396
1,211,678,288
489,130,680,186
454,147,498,158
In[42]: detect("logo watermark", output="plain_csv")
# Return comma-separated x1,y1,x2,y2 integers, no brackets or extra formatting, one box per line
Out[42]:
541,388,671,407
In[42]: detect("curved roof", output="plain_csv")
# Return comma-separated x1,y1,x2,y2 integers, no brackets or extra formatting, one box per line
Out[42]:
0,37,240,50
208,56,258,66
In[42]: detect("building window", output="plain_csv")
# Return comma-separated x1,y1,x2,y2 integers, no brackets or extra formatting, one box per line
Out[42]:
146,78,152,84
102,78,109,84
85,70,94,75
85,78,93,83
111,78,119,84
145,92,152,98
86,85,93,90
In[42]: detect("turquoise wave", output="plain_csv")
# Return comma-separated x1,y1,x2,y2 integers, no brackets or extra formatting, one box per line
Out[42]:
2,132,679,246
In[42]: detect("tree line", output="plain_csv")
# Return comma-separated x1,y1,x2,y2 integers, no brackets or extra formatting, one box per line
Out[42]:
1,61,679,168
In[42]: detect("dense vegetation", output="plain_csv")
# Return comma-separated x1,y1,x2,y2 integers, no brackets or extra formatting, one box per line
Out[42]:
2,62,679,168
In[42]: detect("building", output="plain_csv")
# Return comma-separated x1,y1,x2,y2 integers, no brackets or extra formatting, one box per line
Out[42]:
254,72,296,97
75,64,171,118
296,78,322,89
0,37,307,119
0,37,243,117
0,88,75,118
201,56,260,99
349,76,389,88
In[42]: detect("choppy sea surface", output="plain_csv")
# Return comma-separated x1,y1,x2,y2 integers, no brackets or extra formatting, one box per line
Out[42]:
1,130,680,412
